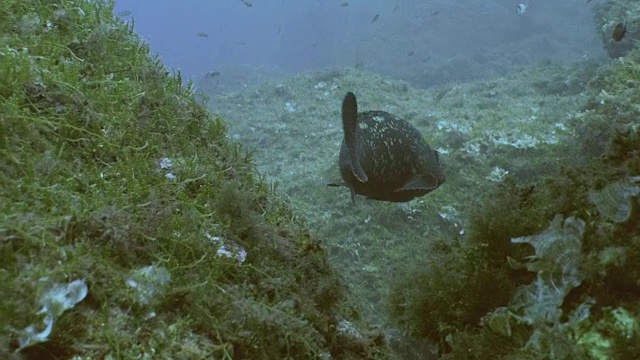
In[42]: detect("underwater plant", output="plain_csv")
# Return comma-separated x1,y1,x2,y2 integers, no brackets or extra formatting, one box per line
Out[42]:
16,280,88,351
588,176,640,224
486,215,590,358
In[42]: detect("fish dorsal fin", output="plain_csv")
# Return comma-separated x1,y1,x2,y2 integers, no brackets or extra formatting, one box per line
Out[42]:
342,92,368,183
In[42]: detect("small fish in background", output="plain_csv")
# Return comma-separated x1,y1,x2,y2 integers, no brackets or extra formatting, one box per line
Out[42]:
197,32,208,38
613,22,626,42
371,14,380,23
516,3,527,15
118,10,132,17
393,5,399,13
205,71,221,78
277,27,282,36
433,86,452,104
340,1,349,7
240,0,252,7
407,50,415,57
422,56,432,63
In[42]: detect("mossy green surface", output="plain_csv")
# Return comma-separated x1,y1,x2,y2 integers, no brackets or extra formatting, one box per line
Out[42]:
386,53,640,358
390,54,640,359
0,1,391,359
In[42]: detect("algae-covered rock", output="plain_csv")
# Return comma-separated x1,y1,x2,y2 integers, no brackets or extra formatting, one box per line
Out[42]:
593,0,640,58
577,307,640,360
0,1,388,358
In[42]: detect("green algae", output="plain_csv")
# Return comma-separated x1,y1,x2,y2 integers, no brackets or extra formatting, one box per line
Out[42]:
0,1,390,359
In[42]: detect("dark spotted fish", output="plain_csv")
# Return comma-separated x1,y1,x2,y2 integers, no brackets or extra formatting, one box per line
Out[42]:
329,92,445,203
613,23,626,42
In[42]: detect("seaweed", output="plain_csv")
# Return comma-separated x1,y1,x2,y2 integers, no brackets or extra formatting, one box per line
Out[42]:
511,215,585,309
498,215,589,358
588,177,640,224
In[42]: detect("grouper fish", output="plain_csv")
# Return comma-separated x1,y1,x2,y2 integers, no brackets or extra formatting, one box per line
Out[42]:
329,92,445,203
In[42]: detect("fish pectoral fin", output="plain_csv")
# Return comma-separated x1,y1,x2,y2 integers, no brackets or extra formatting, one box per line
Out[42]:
327,182,346,187
328,182,357,204
397,175,439,192
351,162,368,183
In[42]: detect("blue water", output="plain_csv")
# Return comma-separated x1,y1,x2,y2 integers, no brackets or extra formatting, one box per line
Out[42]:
114,0,605,85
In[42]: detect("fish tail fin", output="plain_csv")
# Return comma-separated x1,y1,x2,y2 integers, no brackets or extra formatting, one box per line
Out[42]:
342,92,368,183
